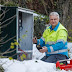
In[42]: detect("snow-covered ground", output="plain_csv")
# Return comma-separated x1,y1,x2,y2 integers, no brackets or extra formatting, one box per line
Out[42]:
68,42,72,59
0,43,72,72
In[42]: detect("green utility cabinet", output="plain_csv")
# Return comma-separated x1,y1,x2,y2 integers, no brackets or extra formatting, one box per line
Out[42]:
0,6,34,60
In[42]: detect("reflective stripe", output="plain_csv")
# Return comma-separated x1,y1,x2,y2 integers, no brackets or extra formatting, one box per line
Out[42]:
57,39,66,44
41,37,45,41
65,45,67,47
46,41,56,45
47,49,68,54
46,39,66,45
39,39,40,45
50,46,54,52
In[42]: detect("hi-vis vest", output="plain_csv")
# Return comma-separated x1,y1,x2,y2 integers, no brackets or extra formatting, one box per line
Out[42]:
42,24,67,45
37,23,68,57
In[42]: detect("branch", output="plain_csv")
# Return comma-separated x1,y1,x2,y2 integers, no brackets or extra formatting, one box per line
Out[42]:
1,48,16,56
0,31,3,34
0,15,16,25
0,34,8,42
0,9,10,21
0,36,16,44
0,45,3,47
41,0,48,16
1,15,16,28
50,0,54,5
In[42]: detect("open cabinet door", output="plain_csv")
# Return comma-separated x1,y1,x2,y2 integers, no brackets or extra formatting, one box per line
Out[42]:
0,6,17,59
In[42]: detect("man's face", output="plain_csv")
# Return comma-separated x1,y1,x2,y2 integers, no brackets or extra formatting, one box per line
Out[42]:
49,15,59,27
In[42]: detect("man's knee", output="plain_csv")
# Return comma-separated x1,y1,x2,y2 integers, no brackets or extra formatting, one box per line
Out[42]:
41,54,68,63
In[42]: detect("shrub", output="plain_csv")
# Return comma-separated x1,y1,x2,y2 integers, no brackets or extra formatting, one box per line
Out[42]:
34,15,49,38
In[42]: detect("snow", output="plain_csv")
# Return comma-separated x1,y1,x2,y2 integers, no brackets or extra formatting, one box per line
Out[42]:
33,44,45,59
0,43,72,72
68,42,72,59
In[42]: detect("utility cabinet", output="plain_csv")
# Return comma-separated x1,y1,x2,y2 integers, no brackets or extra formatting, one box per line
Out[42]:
0,6,34,60
17,7,34,60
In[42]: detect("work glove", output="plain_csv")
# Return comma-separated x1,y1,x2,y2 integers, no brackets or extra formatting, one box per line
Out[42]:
36,44,42,50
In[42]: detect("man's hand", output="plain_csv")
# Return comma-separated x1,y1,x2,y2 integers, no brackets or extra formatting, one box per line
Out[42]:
39,46,48,53
33,36,37,44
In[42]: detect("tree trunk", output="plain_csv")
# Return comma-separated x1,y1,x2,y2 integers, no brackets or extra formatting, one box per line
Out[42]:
62,0,70,28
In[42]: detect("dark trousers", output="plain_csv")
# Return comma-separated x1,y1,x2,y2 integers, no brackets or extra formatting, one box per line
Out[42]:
41,54,68,63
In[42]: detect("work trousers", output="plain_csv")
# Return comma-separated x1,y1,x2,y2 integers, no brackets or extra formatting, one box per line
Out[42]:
41,54,68,63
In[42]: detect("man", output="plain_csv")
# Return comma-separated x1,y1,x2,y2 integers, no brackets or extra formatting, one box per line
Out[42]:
33,12,68,63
